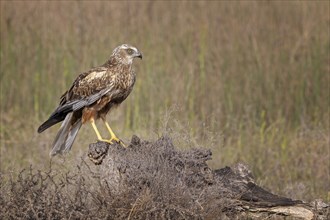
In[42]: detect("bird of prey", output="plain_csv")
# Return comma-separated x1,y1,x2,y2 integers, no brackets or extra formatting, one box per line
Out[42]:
38,44,142,156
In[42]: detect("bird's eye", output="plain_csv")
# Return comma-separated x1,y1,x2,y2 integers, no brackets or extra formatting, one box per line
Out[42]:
127,48,133,55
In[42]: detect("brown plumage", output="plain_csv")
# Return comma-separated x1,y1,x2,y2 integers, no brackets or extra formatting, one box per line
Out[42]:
38,44,142,156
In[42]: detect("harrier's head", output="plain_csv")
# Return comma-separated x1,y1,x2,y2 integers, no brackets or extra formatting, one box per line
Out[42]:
112,44,142,65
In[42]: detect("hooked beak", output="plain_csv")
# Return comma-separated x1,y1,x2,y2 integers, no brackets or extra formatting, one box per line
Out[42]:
135,51,143,59
138,54,143,59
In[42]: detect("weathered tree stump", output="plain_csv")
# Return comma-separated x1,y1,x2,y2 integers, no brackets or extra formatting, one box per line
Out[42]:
88,135,329,219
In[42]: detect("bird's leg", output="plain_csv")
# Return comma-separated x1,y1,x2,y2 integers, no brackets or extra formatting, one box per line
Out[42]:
90,118,112,144
104,121,126,147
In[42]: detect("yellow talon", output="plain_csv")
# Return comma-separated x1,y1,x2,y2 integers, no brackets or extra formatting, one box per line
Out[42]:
91,118,126,146
104,121,126,147
99,139,113,144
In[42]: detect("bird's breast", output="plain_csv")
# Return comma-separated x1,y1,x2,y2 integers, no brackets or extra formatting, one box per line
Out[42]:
115,71,136,91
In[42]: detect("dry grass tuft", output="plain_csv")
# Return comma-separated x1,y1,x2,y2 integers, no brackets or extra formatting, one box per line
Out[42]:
0,151,227,219
3,136,317,220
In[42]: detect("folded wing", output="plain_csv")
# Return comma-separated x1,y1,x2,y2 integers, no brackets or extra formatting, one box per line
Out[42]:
37,86,113,133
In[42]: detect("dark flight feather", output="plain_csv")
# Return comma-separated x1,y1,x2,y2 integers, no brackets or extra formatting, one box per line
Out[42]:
37,87,113,133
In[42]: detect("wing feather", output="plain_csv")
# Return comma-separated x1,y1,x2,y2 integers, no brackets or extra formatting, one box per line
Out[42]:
38,86,114,133
38,66,115,133
60,66,109,104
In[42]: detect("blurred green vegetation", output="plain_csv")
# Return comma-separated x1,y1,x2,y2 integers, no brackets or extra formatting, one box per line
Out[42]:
0,1,329,201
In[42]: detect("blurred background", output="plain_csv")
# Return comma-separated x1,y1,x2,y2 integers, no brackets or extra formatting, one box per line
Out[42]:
1,1,329,201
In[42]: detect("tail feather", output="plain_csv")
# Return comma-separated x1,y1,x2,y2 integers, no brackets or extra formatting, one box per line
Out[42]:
64,120,82,152
49,113,82,156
